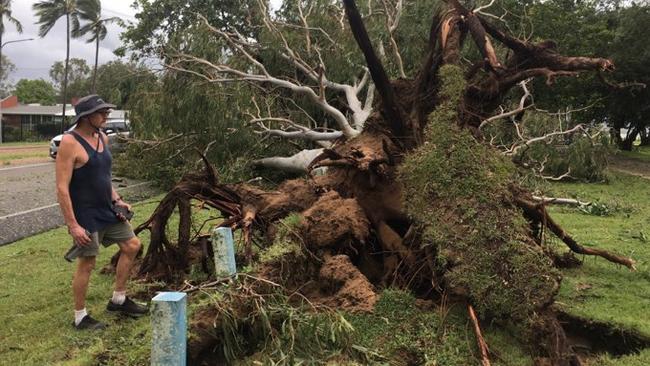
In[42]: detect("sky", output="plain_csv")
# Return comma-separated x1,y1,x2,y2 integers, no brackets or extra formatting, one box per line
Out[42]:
4,0,283,83
3,0,138,82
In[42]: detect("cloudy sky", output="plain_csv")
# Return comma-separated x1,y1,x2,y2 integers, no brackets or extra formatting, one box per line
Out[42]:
4,0,138,82
4,0,283,83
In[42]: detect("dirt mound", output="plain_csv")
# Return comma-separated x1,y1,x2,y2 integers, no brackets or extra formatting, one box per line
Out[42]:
317,254,377,312
301,191,370,248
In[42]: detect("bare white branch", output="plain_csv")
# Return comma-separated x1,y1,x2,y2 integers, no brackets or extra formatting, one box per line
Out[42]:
532,196,590,206
381,0,406,78
253,148,324,173
480,80,532,130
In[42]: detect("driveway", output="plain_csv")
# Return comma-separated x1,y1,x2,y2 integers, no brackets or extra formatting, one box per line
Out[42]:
0,161,157,246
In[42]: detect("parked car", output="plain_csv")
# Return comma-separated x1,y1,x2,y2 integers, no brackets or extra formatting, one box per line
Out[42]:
49,120,131,159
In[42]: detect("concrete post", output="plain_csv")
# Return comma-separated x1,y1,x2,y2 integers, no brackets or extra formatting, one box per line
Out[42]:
211,226,237,277
151,292,187,366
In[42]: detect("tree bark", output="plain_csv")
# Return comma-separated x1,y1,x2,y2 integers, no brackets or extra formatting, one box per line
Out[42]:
639,127,650,146
92,36,99,93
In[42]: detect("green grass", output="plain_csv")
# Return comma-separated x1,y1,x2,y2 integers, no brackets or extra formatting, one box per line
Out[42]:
346,290,531,366
0,151,50,165
0,141,49,147
544,172,650,338
0,199,163,366
617,146,650,163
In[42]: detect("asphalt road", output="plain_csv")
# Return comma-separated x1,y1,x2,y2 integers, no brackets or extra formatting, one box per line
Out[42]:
0,161,158,246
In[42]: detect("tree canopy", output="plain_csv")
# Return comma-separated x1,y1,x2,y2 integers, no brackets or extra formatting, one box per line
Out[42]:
13,78,57,105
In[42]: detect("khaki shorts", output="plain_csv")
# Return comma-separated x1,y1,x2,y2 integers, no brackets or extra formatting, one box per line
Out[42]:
76,221,136,258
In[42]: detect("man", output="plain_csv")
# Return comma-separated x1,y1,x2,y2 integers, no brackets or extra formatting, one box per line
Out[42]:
56,95,147,330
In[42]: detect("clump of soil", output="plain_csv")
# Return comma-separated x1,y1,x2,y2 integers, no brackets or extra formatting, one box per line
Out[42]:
317,254,377,312
301,191,370,249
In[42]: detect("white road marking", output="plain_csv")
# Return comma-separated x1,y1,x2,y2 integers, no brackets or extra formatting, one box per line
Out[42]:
0,203,59,220
0,181,152,221
0,162,53,172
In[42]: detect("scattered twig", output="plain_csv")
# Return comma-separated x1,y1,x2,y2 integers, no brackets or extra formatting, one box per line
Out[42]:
468,304,491,366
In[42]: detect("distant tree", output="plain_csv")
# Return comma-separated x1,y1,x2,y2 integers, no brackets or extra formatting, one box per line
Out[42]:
49,58,90,99
0,55,15,97
75,0,121,92
33,0,80,130
14,79,57,105
0,0,22,87
94,60,155,108
504,0,650,150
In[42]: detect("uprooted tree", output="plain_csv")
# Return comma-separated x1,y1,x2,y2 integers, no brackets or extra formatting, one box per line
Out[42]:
126,0,637,364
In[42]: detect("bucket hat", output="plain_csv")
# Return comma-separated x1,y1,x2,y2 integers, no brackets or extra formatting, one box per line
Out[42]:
73,95,116,123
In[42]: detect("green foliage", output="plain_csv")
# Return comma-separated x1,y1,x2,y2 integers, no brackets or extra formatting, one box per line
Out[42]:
198,288,359,365
578,201,612,216
49,58,91,99
498,0,650,150
94,60,156,108
119,0,259,60
347,289,474,365
114,75,269,188
485,111,614,182
0,55,15,97
13,78,57,104
399,65,560,323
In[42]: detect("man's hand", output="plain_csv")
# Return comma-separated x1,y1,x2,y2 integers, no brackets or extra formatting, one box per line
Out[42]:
115,199,132,211
69,225,91,246
114,199,133,221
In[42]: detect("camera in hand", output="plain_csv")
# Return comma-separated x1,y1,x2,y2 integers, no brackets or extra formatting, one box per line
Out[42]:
113,205,134,221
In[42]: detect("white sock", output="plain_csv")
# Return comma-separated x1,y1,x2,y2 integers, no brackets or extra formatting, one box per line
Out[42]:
74,308,88,326
112,291,126,305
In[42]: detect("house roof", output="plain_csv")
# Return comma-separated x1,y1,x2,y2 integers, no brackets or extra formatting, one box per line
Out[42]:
2,105,128,119
2,104,76,116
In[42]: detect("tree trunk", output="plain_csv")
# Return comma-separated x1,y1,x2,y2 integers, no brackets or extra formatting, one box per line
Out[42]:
61,13,70,133
639,127,650,146
92,36,99,93
620,127,638,151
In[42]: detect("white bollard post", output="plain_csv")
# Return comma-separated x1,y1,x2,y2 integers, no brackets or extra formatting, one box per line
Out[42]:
151,292,187,366
211,226,237,277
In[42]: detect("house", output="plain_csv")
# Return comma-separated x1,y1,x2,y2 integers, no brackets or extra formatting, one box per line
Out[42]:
0,96,129,143
0,96,75,142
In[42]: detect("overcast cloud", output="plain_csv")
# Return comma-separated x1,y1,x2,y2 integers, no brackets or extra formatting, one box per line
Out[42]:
4,0,283,83
3,0,138,83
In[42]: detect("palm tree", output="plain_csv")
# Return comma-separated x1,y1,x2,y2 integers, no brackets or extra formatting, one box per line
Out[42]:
76,0,120,93
33,0,79,131
0,0,23,83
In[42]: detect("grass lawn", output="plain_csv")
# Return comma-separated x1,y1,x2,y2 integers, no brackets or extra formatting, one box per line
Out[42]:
544,172,650,340
0,199,161,366
617,145,650,163
1,171,649,365
0,141,50,147
0,142,50,165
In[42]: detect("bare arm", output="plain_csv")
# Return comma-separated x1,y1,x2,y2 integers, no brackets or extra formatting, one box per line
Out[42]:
56,135,91,245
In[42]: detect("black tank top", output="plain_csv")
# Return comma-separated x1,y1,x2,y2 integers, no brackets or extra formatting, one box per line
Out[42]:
68,131,119,232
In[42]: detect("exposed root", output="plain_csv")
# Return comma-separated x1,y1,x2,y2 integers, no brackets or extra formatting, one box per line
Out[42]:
515,196,636,270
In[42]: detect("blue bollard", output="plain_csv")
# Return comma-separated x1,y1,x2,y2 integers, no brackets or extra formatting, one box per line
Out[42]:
211,226,237,277
151,292,187,366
